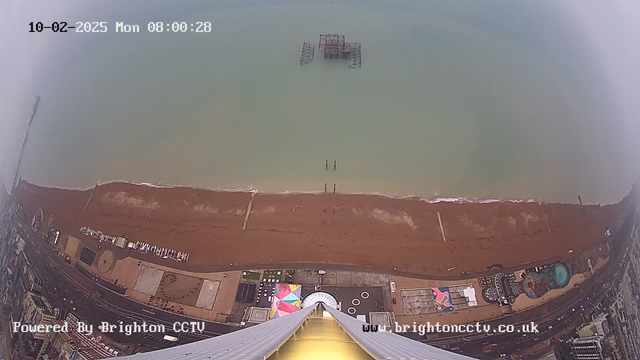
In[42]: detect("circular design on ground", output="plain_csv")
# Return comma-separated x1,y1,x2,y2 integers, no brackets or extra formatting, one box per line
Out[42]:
158,275,202,301
482,287,499,303
301,291,338,309
361,291,369,299
97,250,115,273
352,298,360,306
347,307,356,315
554,263,570,287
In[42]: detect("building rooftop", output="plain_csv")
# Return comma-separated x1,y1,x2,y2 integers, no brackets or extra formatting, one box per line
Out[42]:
29,293,52,316
59,326,116,359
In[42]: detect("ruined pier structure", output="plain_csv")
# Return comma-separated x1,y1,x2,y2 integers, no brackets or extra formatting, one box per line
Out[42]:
299,34,362,68
300,40,315,65
318,34,362,68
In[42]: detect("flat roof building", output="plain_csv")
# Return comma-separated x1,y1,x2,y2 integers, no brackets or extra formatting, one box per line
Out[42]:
22,292,56,358
569,336,605,360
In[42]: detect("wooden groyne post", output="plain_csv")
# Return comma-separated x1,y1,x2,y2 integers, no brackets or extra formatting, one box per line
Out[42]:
83,180,100,213
437,212,447,242
242,191,256,230
578,195,587,218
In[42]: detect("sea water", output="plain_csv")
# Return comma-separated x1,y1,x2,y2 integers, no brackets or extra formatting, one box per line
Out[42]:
6,0,636,203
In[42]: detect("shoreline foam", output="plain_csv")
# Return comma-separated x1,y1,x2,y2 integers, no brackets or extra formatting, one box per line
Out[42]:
22,179,568,205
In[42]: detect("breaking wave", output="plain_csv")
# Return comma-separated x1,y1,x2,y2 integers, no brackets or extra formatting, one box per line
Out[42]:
20,179,548,204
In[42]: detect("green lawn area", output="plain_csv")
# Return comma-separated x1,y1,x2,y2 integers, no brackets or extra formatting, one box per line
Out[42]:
242,271,261,280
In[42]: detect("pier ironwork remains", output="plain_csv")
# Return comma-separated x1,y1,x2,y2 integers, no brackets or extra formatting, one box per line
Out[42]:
319,34,348,59
299,40,315,65
348,42,362,69
313,34,362,68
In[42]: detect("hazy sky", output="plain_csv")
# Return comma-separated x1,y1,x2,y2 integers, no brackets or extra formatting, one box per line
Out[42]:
1,1,638,200
564,1,640,172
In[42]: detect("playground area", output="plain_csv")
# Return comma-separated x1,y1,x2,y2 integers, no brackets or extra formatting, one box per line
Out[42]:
400,284,478,315
521,263,570,299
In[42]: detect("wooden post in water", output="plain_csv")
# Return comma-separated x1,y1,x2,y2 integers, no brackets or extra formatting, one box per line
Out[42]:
326,160,328,170
334,160,336,170
324,183,327,193
333,184,336,194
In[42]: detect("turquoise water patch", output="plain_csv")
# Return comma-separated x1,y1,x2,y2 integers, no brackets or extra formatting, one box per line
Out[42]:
554,263,570,287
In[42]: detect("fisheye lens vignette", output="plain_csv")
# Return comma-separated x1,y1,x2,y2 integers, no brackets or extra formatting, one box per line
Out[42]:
1,1,639,359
